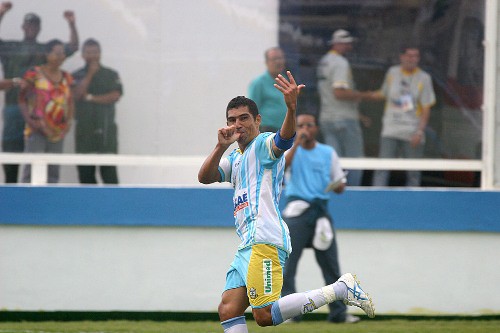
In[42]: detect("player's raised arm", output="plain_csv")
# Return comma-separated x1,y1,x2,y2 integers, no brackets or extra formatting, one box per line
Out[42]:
272,71,305,157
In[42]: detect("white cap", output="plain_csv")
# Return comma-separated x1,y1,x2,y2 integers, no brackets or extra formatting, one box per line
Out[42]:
312,217,334,251
329,29,356,44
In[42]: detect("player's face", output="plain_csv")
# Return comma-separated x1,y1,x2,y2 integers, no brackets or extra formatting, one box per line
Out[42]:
400,49,420,71
227,106,261,145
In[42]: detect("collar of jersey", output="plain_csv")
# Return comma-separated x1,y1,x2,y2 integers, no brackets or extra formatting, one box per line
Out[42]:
401,67,420,76
236,134,261,154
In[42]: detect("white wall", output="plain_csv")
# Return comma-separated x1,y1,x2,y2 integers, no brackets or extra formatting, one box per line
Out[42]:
1,225,499,315
0,0,278,184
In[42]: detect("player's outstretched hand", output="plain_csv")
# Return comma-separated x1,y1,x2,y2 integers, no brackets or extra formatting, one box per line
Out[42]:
273,71,305,112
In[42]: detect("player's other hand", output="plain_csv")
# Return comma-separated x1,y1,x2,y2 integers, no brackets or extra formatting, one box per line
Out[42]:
218,125,240,146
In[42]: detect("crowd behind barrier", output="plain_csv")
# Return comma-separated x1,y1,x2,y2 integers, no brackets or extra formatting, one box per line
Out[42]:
0,1,493,188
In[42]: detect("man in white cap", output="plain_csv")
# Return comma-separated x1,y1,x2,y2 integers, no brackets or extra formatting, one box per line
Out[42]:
317,29,373,186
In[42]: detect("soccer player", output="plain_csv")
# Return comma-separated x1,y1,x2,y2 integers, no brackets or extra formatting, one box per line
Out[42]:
198,71,375,332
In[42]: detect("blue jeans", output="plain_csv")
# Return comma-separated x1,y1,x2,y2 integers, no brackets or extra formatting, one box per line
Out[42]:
372,136,424,187
2,105,25,183
22,132,64,183
320,119,364,186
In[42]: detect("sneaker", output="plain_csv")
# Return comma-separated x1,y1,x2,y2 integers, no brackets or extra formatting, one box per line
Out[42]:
338,273,375,318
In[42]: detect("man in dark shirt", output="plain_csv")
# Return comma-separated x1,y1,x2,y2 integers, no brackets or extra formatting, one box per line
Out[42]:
0,2,78,183
72,38,123,184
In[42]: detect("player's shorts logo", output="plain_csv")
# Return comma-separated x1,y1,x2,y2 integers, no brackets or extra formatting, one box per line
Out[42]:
263,259,272,295
248,287,258,299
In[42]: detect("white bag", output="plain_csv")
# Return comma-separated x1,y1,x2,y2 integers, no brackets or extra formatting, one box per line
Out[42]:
312,217,334,251
282,200,310,218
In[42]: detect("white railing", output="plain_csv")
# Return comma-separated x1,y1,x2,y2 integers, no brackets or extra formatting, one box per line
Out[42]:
0,153,487,188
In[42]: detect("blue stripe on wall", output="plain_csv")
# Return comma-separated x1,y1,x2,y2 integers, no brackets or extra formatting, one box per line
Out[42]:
327,189,500,232
0,186,499,232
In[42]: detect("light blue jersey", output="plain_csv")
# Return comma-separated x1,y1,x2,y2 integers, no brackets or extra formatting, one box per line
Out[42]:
285,143,344,202
219,132,291,254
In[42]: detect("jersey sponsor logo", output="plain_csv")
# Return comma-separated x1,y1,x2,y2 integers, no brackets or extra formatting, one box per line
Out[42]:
263,259,272,295
233,191,249,216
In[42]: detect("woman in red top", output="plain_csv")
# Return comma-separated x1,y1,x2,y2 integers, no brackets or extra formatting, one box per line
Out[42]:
19,39,74,183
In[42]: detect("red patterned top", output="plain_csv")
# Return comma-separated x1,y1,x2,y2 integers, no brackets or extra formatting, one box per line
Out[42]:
21,66,74,142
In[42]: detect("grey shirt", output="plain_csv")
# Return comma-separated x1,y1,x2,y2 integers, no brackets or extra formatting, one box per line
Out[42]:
317,51,359,122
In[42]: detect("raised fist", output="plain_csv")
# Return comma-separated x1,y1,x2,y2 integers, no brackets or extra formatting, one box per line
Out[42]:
0,2,13,15
63,10,75,23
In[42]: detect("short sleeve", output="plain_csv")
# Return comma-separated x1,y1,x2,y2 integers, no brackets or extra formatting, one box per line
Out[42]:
332,59,351,89
256,133,279,168
330,148,345,182
380,69,392,97
219,155,232,183
419,74,436,108
111,70,123,94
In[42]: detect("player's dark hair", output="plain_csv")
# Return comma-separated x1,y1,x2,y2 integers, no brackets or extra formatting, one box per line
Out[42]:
226,96,259,119
83,38,101,51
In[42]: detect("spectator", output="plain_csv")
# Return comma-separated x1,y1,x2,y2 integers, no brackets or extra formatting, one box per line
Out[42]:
0,1,78,183
371,45,436,186
19,39,74,183
317,29,372,186
282,113,357,323
248,47,287,132
72,38,123,184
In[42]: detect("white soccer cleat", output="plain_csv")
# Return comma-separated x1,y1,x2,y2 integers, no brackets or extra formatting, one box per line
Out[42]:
338,273,375,318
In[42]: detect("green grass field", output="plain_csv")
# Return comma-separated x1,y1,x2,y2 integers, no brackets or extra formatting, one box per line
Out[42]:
0,319,499,333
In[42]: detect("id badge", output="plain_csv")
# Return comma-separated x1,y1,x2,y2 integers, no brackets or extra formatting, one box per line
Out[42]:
399,93,414,112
